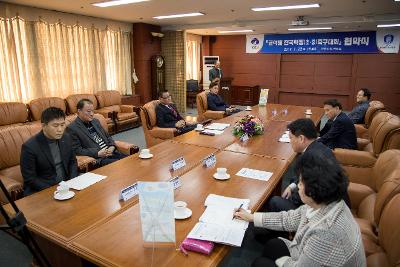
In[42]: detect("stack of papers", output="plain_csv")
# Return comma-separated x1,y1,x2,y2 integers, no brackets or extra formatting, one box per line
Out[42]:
205,123,230,131
203,129,224,135
65,172,107,190
187,194,250,247
279,130,290,143
236,168,273,181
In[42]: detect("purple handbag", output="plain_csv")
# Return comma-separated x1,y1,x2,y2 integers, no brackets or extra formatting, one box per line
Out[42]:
180,238,214,255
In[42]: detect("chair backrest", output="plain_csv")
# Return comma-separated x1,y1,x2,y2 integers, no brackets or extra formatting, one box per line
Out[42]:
95,90,121,108
141,100,160,130
373,149,400,191
368,112,400,155
196,92,208,120
365,101,385,128
0,124,41,170
377,193,400,266
65,94,98,114
29,97,67,121
0,102,29,127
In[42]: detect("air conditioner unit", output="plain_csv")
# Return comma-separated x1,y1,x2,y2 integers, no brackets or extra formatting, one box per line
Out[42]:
202,56,219,90
291,16,309,26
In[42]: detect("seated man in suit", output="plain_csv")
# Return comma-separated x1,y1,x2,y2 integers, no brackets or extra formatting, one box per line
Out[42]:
156,90,196,135
20,107,78,196
207,81,240,115
348,88,371,124
67,98,127,167
267,118,349,212
318,99,357,150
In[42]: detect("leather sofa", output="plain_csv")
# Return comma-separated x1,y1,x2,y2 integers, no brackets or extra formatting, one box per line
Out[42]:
140,100,177,147
366,193,400,267
0,102,29,130
29,97,76,123
95,90,140,132
196,91,225,122
65,94,115,134
355,101,385,139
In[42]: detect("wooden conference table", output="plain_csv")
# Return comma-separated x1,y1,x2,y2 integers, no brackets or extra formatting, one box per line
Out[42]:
6,104,324,267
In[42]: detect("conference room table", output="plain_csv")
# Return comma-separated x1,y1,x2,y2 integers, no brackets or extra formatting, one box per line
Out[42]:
4,103,324,267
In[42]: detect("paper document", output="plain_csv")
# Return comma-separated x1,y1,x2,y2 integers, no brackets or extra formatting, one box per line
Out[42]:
204,194,250,210
205,123,230,131
236,168,273,181
203,129,224,135
65,172,107,190
199,205,249,229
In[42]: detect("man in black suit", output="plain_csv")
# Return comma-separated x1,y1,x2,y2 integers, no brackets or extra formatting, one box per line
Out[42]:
267,118,340,212
209,60,223,82
156,90,196,135
318,99,357,150
348,88,371,124
20,107,78,196
207,81,240,115
67,98,127,167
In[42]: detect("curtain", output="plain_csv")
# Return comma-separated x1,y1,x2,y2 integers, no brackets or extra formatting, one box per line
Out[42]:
0,17,132,103
185,33,201,81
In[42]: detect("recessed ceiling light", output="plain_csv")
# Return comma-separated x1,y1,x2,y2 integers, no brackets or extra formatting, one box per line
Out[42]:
218,30,254,34
92,0,149,7
377,23,400,28
153,12,204,19
288,27,332,31
252,3,320,12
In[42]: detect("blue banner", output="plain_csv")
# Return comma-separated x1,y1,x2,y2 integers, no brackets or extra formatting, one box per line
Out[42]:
246,31,380,54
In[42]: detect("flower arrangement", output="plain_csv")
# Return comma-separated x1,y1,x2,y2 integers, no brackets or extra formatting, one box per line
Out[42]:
232,115,264,140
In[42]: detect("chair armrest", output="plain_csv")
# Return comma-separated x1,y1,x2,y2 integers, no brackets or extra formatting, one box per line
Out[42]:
348,182,375,210
95,109,113,119
204,110,225,120
355,124,369,139
357,138,370,150
0,175,23,203
76,156,96,172
149,127,177,139
115,140,139,155
120,105,135,113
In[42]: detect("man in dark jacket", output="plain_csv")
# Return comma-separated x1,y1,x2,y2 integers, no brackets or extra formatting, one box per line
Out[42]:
348,88,371,124
67,98,127,167
209,60,223,82
156,90,196,135
318,99,357,150
207,81,240,115
20,107,78,196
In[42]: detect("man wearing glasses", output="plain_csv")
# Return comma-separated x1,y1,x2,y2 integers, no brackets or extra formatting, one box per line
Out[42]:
156,90,196,135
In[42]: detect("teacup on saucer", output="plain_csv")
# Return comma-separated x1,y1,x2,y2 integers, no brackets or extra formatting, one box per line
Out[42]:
139,149,153,159
245,106,252,111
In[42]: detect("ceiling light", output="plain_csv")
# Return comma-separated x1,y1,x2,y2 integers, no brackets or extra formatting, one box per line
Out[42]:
377,23,400,28
92,0,149,7
252,3,320,12
153,12,204,19
218,30,254,34
288,27,332,31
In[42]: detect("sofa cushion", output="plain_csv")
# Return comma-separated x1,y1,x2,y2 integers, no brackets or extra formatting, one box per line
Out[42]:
66,94,98,114
357,193,376,223
0,102,29,126
29,97,67,121
356,217,377,243
362,234,383,256
0,165,23,184
149,127,176,139
349,182,375,210
95,90,121,108
116,112,137,121
367,252,389,267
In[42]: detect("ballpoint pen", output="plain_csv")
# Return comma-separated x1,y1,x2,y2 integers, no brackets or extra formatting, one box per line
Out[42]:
232,203,243,220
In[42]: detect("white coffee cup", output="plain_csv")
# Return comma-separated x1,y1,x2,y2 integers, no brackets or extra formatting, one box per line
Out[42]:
246,106,251,110
196,124,203,130
306,109,312,114
140,149,150,157
217,167,228,177
54,182,69,196
174,201,187,217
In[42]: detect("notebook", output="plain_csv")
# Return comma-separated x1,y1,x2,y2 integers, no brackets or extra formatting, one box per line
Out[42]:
65,172,107,190
187,194,250,247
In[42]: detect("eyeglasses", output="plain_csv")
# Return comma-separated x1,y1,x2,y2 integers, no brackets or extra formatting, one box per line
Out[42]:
162,95,172,99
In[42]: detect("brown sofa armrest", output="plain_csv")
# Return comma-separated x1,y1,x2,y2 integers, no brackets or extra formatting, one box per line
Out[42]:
357,138,370,151
76,156,96,172
334,149,376,167
120,105,134,113
355,124,369,139
348,182,375,210
204,110,225,120
95,109,113,119
115,140,139,155
0,175,23,203
149,127,177,140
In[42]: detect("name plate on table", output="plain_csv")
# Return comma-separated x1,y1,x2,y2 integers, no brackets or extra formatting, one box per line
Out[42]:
171,157,186,171
119,182,138,201
169,176,182,190
203,154,217,168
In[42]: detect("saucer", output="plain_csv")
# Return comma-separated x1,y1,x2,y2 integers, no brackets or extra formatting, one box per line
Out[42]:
305,111,313,115
213,173,231,180
139,153,153,159
195,127,204,131
54,191,75,201
174,208,192,219
245,108,252,111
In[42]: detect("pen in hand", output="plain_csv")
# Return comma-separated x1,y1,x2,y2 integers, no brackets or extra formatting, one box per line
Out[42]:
232,203,243,220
